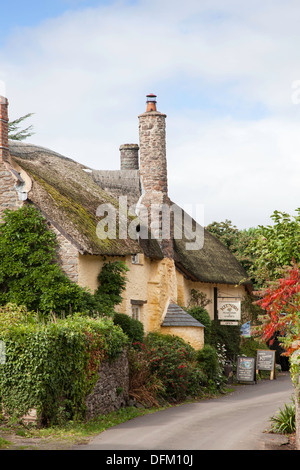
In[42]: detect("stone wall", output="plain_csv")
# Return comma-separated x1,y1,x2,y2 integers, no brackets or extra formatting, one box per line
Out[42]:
85,349,129,420
120,144,139,170
51,224,79,283
0,162,23,221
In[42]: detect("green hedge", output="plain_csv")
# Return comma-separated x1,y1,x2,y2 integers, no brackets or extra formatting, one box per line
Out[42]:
113,313,144,344
0,306,128,425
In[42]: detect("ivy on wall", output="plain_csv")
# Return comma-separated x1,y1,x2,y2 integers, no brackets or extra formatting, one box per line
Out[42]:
0,205,128,318
0,306,128,424
0,206,130,423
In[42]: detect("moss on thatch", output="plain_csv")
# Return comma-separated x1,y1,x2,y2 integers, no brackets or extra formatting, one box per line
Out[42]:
8,141,250,285
9,141,162,257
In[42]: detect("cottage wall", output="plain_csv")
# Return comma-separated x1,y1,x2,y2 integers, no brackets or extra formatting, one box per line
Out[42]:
77,252,205,349
176,272,246,320
77,253,176,333
160,325,204,350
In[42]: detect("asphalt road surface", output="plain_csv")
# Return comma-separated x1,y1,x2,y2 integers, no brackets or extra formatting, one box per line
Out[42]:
74,372,294,451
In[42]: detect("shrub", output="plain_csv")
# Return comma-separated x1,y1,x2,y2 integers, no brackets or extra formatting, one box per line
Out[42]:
127,347,165,408
0,206,98,318
270,399,296,434
0,207,129,319
0,309,128,425
113,313,144,344
197,345,219,379
143,333,204,402
210,320,240,360
187,306,212,343
239,337,268,358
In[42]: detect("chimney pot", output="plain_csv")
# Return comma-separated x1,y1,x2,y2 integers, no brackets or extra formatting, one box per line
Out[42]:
146,93,157,112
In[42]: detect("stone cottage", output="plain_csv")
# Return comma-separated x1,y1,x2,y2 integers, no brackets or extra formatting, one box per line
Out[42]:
0,94,251,350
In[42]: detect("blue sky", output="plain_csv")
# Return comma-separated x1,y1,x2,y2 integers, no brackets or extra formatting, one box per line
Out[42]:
1,1,300,229
0,1,110,39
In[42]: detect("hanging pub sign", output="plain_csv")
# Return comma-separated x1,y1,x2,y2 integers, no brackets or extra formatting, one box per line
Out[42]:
218,299,241,322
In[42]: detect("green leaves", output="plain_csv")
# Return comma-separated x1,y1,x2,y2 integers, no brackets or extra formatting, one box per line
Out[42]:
248,208,300,286
0,206,124,318
0,312,128,424
270,399,296,434
206,219,258,277
8,113,35,141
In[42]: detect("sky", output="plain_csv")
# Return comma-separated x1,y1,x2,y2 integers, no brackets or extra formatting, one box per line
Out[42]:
1,0,300,229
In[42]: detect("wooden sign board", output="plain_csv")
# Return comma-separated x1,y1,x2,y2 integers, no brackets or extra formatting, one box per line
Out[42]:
236,356,256,384
218,300,241,321
256,350,276,380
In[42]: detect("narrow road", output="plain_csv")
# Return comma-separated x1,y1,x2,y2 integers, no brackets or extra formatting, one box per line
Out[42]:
75,372,294,451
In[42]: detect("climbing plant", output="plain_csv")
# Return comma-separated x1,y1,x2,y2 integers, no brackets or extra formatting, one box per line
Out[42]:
0,308,128,424
0,205,95,318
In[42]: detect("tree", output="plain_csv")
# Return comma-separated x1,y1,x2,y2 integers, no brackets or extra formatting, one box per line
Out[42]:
206,219,257,277
0,206,130,319
247,209,300,286
0,205,96,317
8,113,34,141
254,262,300,358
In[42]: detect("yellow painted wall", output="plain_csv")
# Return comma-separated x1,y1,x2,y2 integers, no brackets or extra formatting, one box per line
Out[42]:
176,271,246,320
78,253,177,334
77,252,247,349
160,326,204,350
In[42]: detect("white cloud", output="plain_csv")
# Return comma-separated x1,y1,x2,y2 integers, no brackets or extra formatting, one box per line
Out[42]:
1,0,300,228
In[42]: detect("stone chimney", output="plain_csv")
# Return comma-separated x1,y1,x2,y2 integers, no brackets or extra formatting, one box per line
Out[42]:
0,96,9,162
138,94,168,201
120,144,139,170
0,96,24,219
138,94,173,257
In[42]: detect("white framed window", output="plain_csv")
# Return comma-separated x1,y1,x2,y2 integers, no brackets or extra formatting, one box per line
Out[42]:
131,254,139,264
131,305,140,321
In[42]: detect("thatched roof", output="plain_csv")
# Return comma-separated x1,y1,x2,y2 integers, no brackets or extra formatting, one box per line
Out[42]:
8,140,163,259
8,140,251,287
171,202,251,286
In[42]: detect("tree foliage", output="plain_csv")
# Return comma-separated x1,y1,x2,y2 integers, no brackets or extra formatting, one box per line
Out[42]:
8,113,34,141
206,219,257,276
0,206,128,318
254,262,300,358
247,209,300,286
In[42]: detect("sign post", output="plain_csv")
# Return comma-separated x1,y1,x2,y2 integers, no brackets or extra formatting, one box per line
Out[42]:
256,350,276,380
236,356,256,384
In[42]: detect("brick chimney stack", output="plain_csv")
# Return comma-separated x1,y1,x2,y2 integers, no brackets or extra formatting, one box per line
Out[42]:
0,96,9,162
